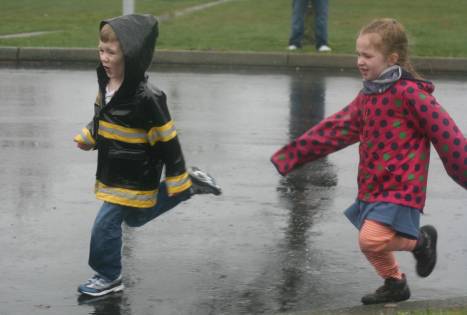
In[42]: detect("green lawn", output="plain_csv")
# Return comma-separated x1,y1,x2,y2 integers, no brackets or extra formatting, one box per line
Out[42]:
0,0,466,57
396,309,467,315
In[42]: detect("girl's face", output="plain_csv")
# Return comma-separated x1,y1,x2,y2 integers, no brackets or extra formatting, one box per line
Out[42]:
98,40,125,83
356,33,395,81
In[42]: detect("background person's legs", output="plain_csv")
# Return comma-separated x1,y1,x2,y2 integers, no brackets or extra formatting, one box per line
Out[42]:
288,0,308,49
311,0,330,50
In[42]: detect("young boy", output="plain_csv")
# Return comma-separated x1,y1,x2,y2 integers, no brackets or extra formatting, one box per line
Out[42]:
74,14,221,297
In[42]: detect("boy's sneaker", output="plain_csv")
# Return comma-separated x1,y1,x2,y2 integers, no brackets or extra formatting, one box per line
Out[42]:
78,274,124,297
189,167,222,196
412,225,437,277
361,274,410,305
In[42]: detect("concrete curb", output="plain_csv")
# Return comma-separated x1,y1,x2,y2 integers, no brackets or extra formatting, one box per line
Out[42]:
0,46,19,61
283,296,467,315
1,47,467,73
18,47,98,63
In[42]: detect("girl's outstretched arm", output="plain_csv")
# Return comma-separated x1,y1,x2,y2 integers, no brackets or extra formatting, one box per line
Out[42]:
271,95,363,176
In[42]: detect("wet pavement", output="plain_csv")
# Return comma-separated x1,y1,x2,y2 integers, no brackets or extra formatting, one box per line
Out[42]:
0,66,466,315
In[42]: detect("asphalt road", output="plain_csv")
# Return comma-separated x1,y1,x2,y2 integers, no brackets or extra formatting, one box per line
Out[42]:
0,66,466,315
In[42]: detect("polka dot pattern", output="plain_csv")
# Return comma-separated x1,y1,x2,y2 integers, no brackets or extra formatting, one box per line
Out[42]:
272,79,467,210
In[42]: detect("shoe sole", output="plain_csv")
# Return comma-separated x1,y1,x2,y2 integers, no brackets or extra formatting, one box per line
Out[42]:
77,291,123,305
417,225,437,277
191,177,222,195
78,283,125,297
361,286,411,305
361,292,410,305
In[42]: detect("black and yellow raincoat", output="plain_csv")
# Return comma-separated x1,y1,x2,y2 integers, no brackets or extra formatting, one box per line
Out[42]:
74,14,192,208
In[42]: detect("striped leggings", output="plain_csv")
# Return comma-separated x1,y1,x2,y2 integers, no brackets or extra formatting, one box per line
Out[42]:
359,220,417,280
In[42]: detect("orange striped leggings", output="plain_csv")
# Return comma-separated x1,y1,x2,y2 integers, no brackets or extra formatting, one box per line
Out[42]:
359,220,417,280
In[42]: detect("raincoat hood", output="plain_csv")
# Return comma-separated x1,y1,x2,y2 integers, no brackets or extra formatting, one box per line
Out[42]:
400,69,435,95
98,14,158,95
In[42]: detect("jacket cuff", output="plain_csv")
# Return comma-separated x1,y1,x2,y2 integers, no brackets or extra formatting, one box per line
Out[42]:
270,152,288,176
74,127,96,146
165,172,192,195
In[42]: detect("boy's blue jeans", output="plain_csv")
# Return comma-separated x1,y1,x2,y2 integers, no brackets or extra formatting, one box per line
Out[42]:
88,182,191,281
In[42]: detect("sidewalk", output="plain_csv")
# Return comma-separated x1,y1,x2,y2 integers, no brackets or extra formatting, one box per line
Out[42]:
1,46,467,73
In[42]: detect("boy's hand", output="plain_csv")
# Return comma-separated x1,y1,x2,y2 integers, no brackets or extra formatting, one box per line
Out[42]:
74,139,94,151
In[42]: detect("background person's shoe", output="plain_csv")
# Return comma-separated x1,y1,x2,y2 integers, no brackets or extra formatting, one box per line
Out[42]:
288,45,299,50
317,45,332,52
189,167,222,196
413,225,437,277
78,274,124,297
361,274,410,305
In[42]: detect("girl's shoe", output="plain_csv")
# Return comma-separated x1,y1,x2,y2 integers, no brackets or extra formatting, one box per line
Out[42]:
189,167,222,195
361,274,410,305
78,274,124,297
412,225,437,277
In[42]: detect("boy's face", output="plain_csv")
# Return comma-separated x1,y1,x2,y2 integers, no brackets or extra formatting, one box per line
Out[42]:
98,40,125,83
356,33,394,81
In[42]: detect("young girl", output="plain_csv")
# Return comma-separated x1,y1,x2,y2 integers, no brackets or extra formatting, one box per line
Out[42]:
271,18,466,305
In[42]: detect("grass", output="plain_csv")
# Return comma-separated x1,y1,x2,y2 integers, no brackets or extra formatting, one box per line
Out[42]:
0,0,466,57
395,309,467,315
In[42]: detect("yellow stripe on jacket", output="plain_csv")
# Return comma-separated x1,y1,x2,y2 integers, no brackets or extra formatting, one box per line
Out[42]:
147,120,177,145
98,120,148,144
95,181,158,208
74,127,96,146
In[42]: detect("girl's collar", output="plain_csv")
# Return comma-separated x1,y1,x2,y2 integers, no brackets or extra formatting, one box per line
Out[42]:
362,65,402,95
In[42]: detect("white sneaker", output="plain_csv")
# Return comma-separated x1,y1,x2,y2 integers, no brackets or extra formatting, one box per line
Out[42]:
318,45,332,52
288,45,298,51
